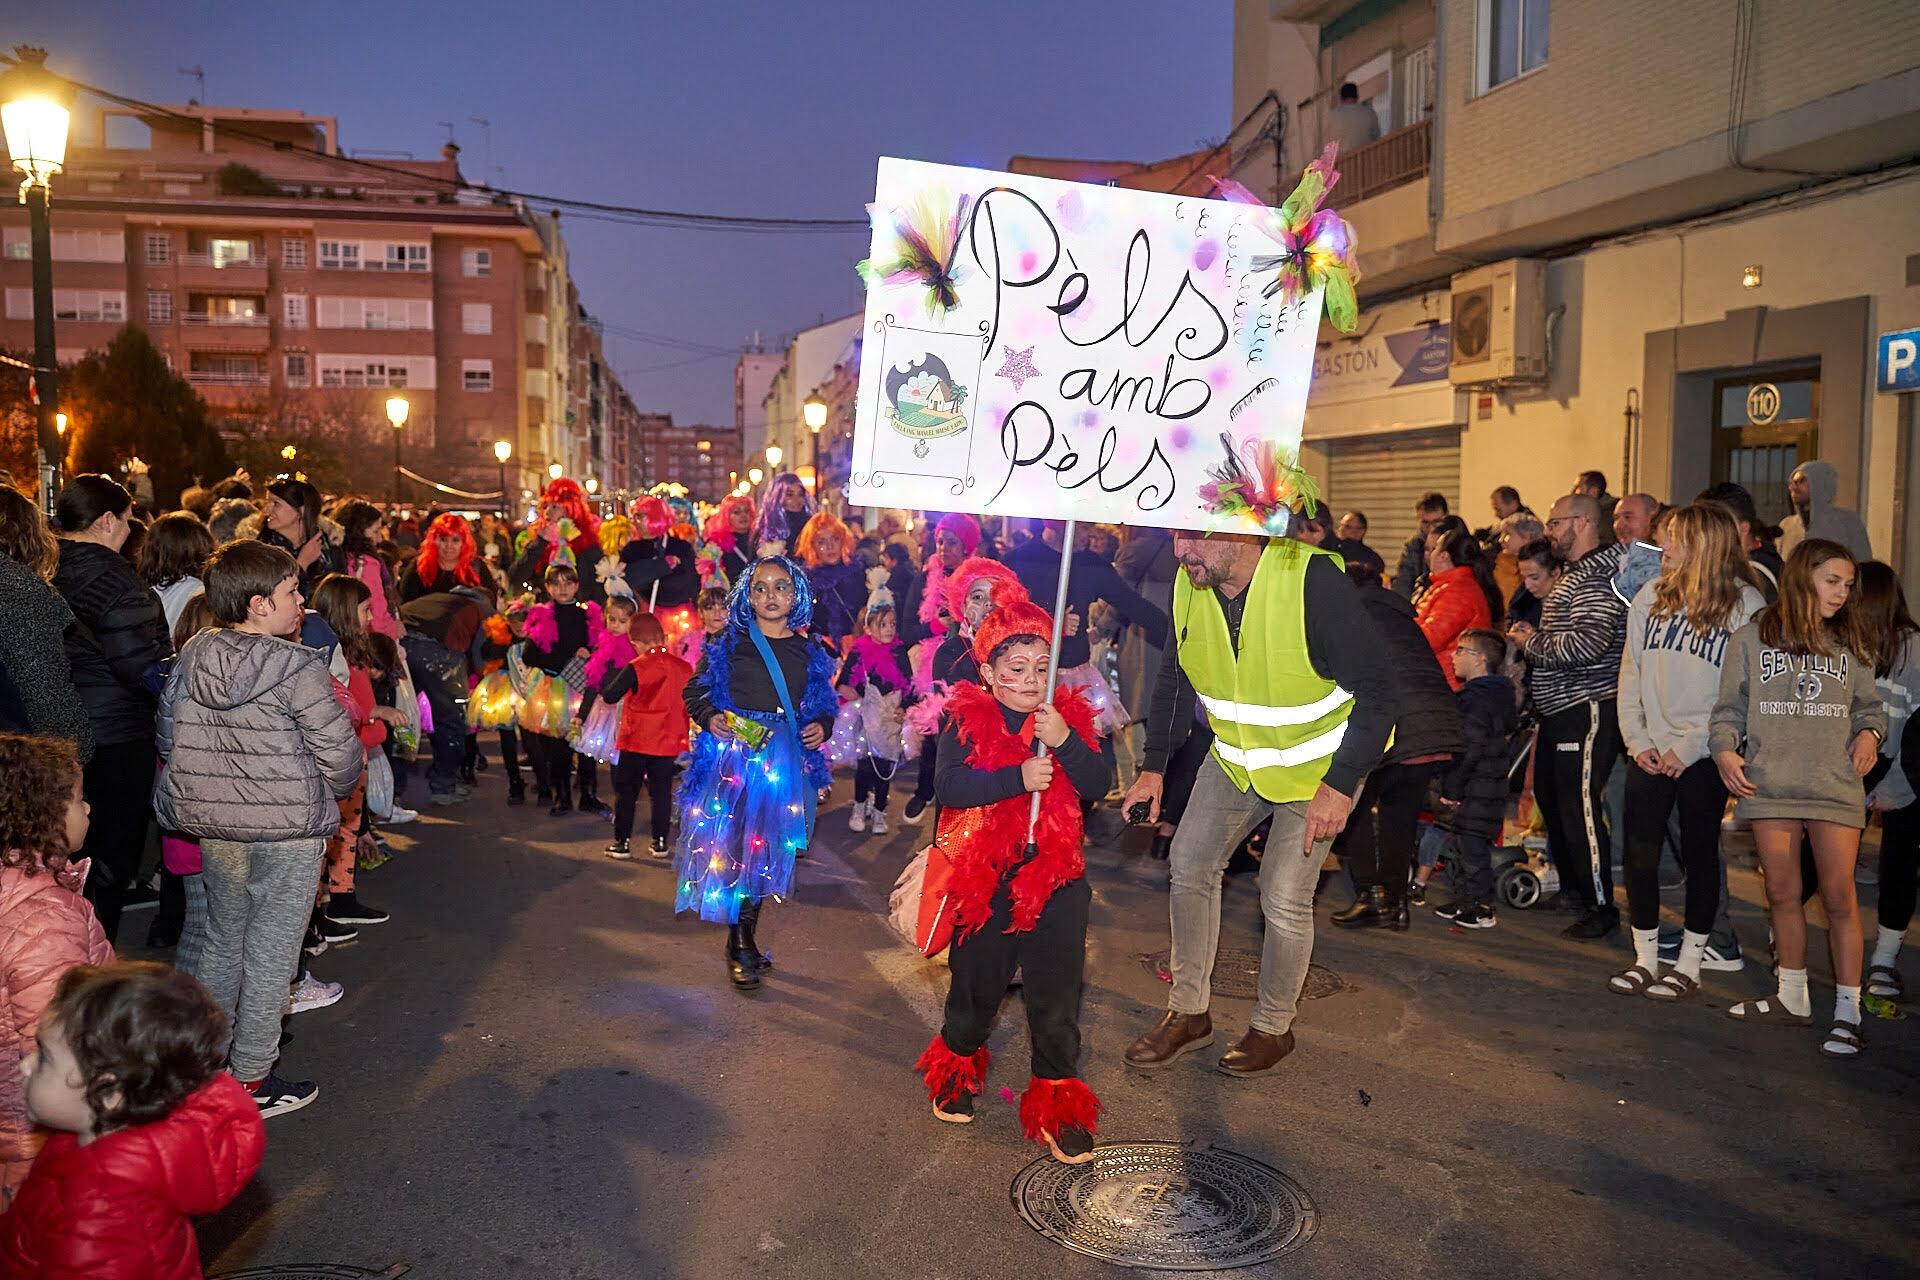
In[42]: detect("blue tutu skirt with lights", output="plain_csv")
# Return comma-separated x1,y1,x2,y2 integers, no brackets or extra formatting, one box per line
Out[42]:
673,709,825,923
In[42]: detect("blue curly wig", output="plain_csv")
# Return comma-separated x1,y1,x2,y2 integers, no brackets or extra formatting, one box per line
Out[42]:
725,553,815,634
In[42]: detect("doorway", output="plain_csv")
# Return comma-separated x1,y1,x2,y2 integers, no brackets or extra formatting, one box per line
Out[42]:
1710,365,1818,530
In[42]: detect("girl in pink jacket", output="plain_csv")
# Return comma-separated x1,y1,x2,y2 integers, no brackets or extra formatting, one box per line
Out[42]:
0,733,113,1202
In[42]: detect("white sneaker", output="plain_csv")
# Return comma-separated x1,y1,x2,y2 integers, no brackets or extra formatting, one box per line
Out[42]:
848,802,869,833
871,810,889,836
289,973,344,1014
384,806,419,826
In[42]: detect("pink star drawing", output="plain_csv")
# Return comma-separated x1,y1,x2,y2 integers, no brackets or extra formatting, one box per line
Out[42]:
996,344,1041,393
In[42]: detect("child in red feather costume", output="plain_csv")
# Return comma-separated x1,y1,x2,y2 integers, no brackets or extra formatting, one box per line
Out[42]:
913,600,1111,1164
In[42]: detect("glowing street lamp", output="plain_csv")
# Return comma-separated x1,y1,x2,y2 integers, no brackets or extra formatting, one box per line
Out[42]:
2,46,76,510
585,476,599,495
548,461,564,480
803,395,828,500
385,395,409,508
493,439,512,517
747,466,764,486
765,444,783,471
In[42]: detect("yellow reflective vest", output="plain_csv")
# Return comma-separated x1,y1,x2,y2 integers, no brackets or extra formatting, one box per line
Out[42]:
1173,540,1353,803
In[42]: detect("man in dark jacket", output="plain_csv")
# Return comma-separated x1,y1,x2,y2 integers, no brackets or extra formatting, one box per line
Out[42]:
398,589,489,805
1004,522,1169,673
1331,549,1465,930
1391,492,1452,598
1432,629,1522,930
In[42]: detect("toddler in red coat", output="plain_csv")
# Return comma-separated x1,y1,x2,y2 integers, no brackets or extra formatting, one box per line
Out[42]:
0,961,264,1278
599,612,695,860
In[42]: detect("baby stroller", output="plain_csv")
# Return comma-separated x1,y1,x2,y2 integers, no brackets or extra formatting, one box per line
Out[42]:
1489,719,1561,909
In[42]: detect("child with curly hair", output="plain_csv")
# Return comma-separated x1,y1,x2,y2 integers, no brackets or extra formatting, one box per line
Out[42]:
0,962,264,1274
0,734,113,1201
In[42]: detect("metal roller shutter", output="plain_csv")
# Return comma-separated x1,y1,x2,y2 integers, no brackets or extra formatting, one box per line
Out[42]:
1323,428,1462,555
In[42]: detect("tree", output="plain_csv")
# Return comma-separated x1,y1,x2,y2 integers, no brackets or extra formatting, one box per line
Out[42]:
64,327,230,506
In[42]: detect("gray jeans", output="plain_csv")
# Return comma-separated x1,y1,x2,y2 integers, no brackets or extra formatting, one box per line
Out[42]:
193,838,323,1082
1167,753,1331,1035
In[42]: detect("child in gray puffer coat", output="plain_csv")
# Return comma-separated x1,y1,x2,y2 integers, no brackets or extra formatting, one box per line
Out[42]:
153,541,360,1116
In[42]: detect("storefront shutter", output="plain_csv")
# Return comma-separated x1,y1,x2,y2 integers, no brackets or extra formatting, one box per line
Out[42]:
1323,427,1462,555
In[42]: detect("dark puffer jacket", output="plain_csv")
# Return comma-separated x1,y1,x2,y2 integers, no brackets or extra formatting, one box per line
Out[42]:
1359,585,1464,764
154,628,362,842
1439,674,1521,839
51,540,170,749
0,552,94,760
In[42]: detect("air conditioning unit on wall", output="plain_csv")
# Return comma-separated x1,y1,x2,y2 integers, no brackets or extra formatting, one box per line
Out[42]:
1449,258,1547,386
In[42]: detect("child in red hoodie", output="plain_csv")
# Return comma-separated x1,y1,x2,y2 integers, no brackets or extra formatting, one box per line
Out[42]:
0,961,264,1277
598,612,694,860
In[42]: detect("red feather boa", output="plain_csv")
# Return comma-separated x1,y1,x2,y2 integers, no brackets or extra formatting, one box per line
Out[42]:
1018,1075,1100,1142
936,681,1098,941
914,1035,990,1104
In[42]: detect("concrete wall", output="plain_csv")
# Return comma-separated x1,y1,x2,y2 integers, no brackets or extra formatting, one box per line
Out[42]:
1440,0,1920,220
1455,171,1920,563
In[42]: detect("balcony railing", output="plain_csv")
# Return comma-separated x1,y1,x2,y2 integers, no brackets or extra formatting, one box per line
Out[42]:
185,369,269,388
181,312,270,327
180,252,266,270
1327,119,1431,209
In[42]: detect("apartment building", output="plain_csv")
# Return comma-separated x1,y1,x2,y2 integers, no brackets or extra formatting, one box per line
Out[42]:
1233,0,1920,567
756,312,862,472
632,413,741,504
0,101,635,501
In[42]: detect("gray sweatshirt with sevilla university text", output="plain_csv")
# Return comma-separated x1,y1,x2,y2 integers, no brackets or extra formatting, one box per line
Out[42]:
1708,622,1886,828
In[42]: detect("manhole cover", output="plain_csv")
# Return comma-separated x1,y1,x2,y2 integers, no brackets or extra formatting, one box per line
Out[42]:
212,1267,409,1280
1136,950,1344,1001
1011,1141,1318,1269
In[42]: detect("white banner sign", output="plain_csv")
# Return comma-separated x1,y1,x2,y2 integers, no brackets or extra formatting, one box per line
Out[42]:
848,157,1326,531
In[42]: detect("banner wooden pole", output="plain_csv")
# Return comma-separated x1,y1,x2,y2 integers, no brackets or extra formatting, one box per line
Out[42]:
1025,517,1076,844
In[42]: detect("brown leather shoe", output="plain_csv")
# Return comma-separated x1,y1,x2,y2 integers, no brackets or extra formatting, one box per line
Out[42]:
1218,1028,1296,1077
1123,1011,1214,1068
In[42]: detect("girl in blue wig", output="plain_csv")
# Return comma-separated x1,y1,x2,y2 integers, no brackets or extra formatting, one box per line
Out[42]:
676,553,838,990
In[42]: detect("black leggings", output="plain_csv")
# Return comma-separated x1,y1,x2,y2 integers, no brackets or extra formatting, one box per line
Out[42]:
1337,760,1438,890
499,727,525,788
1879,800,1920,932
612,752,676,841
1624,757,1727,933
80,739,158,946
855,756,897,810
941,875,1090,1081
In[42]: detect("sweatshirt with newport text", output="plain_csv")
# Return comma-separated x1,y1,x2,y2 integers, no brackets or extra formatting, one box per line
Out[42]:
1617,580,1766,768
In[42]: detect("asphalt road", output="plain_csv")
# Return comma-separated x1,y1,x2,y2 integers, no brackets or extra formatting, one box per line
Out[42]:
176,758,1920,1279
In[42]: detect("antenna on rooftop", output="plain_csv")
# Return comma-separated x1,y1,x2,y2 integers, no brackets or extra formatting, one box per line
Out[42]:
469,116,502,181
437,120,456,145
177,65,206,103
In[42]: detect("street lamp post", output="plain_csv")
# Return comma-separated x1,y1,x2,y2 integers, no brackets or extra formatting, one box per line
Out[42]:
803,396,827,504
2,47,76,513
385,395,409,510
494,439,512,518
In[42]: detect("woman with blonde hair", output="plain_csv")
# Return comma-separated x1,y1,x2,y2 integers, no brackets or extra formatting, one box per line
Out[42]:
1611,502,1766,1001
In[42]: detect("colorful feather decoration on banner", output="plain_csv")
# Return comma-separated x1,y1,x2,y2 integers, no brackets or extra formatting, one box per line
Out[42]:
857,189,972,317
1197,432,1323,536
1211,144,1361,333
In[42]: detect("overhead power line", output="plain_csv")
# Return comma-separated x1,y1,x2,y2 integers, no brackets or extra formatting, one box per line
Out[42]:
2,51,872,236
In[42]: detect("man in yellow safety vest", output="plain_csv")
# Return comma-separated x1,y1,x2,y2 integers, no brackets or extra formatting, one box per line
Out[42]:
1120,530,1396,1076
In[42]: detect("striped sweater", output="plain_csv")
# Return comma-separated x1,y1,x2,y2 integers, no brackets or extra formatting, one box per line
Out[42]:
1522,545,1628,715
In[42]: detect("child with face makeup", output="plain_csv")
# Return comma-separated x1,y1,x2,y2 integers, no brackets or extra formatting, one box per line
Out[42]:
913,601,1111,1165
675,556,837,991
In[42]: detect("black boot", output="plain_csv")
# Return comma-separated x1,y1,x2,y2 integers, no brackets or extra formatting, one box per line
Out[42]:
1331,884,1392,929
548,778,573,817
738,900,773,971
507,783,526,807
726,923,762,990
579,785,612,819
1385,886,1411,932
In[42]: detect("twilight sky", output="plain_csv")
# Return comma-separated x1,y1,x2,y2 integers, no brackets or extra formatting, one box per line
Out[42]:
15,1,1233,428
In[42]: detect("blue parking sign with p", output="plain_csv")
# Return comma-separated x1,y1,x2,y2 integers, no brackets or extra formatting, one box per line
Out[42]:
1881,328,1920,393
